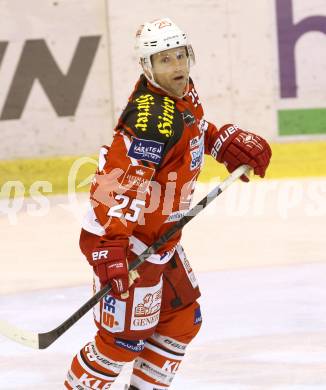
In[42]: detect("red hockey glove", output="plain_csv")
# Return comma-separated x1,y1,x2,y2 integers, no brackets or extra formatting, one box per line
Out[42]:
89,239,130,296
213,124,272,182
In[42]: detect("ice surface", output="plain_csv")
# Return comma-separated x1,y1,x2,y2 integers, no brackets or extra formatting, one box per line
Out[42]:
1,263,326,389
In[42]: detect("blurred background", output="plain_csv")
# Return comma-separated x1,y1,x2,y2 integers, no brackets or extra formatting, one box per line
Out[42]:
0,0,325,160
0,0,325,189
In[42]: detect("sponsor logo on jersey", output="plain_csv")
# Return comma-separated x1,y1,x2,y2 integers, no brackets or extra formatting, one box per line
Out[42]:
194,306,202,325
120,164,155,193
134,94,155,131
189,133,204,170
131,279,163,330
158,96,175,138
189,135,200,149
115,338,145,353
182,110,196,127
128,137,164,164
101,295,126,333
190,143,204,170
199,118,209,133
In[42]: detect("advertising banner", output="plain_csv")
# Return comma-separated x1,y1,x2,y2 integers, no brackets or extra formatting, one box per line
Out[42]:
0,0,112,159
1,0,325,159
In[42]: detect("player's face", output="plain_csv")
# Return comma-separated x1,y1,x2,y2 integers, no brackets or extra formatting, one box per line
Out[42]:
151,46,190,97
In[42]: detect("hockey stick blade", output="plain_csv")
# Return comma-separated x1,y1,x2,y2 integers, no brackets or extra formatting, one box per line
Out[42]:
0,320,39,349
0,282,112,349
0,164,250,349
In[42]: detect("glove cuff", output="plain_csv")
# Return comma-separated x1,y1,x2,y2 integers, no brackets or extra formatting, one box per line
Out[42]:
212,124,240,162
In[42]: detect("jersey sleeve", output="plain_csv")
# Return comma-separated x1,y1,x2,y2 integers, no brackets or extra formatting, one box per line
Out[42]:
203,120,222,160
89,93,184,242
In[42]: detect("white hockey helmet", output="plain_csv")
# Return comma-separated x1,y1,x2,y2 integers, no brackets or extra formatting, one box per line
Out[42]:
135,18,195,91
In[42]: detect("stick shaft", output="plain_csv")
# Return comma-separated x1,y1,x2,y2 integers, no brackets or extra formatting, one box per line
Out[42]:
0,164,249,349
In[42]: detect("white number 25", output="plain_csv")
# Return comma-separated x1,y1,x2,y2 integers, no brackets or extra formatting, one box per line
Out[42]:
107,194,145,223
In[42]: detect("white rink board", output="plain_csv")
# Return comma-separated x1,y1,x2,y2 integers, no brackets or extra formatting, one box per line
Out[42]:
1,0,326,159
0,0,112,159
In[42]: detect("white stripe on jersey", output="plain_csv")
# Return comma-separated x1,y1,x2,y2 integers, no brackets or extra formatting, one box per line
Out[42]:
82,202,105,236
129,235,175,265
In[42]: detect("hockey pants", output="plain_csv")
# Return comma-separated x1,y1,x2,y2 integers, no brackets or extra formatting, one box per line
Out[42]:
64,300,202,389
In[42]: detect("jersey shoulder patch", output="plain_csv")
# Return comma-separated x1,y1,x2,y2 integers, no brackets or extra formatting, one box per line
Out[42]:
120,89,184,145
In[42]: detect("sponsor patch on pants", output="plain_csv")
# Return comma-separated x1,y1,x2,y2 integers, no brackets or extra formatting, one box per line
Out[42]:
115,338,145,353
101,295,126,333
194,306,202,325
130,278,163,331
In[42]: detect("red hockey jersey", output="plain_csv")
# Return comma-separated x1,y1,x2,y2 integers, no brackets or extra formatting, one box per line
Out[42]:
83,74,220,262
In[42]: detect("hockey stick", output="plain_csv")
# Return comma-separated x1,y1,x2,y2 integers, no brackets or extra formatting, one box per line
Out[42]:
0,164,250,349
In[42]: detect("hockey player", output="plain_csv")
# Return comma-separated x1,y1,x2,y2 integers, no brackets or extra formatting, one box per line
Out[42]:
64,18,272,389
